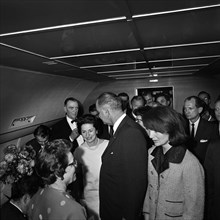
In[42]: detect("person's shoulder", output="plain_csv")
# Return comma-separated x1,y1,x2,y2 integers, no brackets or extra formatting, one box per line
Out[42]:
52,117,67,127
200,117,214,126
26,138,36,145
61,193,86,215
207,138,220,152
101,139,109,144
183,149,204,168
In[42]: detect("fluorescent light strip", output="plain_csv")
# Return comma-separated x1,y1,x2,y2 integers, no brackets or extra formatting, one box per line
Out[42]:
0,42,48,59
115,72,193,80
133,4,220,18
144,41,220,50
98,64,205,75
0,16,126,37
108,69,197,77
149,79,158,82
98,67,149,74
80,61,146,69
151,69,199,74
51,48,140,59
149,55,220,63
0,42,90,71
108,73,150,77
152,64,208,70
81,55,220,69
52,41,219,60
110,69,198,77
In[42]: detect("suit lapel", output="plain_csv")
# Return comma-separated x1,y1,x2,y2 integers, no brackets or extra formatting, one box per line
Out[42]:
195,119,204,139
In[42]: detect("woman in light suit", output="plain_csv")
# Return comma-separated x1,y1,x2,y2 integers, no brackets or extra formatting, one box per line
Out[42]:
142,106,204,220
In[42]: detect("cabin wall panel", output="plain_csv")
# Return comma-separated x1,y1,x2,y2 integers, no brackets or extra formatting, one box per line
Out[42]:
0,66,98,145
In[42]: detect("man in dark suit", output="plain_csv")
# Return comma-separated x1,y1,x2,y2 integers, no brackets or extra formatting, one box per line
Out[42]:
51,97,84,152
0,175,40,220
184,96,218,164
204,138,220,220
96,92,148,220
26,125,51,154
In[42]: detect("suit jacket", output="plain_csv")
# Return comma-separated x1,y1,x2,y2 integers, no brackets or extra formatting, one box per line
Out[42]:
99,115,148,220
204,138,220,220
186,118,218,164
26,138,42,154
0,201,28,220
51,117,78,151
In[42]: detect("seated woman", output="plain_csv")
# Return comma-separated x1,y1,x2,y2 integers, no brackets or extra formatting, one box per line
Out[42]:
28,139,87,220
74,114,109,220
142,106,205,220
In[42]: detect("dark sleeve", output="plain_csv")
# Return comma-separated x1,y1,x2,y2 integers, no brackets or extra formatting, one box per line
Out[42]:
120,127,148,220
204,142,215,218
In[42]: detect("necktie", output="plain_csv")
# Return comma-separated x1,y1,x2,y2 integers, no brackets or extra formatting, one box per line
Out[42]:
191,123,195,137
109,125,114,136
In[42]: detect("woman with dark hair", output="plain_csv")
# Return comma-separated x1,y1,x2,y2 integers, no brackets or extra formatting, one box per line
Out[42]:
74,114,109,220
142,106,204,220
28,139,86,220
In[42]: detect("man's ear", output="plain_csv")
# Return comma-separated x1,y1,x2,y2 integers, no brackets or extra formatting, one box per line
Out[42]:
198,106,203,114
22,194,31,206
105,108,111,118
64,106,67,113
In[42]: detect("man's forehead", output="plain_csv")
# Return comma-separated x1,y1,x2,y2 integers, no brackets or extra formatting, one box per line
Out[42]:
185,99,196,106
67,100,78,106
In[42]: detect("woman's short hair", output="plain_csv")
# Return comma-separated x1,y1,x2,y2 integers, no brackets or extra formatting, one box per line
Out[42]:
35,139,72,185
77,114,99,135
142,106,187,146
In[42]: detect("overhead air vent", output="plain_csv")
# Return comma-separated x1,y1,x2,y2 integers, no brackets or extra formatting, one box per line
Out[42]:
10,115,36,128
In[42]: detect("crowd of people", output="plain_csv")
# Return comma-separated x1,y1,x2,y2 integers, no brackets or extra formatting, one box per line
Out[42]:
0,90,220,220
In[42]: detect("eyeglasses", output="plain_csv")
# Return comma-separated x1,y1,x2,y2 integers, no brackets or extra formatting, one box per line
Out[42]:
67,159,78,168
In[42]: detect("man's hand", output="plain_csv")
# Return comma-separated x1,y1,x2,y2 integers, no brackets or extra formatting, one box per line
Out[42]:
70,128,79,141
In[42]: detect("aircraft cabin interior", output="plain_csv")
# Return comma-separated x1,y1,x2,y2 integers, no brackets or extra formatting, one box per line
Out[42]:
1,0,220,148
0,1,220,165
1,0,220,216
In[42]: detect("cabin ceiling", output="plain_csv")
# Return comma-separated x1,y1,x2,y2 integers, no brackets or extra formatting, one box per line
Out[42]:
0,0,220,82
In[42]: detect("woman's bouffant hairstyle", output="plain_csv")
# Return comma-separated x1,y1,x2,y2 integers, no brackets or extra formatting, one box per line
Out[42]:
35,139,72,185
77,114,99,135
142,106,187,146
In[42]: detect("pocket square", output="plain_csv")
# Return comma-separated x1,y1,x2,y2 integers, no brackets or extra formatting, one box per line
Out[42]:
200,139,208,143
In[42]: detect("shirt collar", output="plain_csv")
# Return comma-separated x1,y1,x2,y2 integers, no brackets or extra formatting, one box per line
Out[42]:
190,117,200,126
113,113,126,134
10,200,24,214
